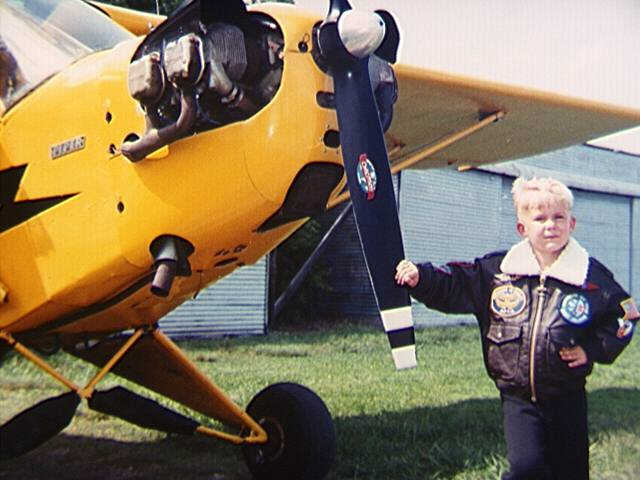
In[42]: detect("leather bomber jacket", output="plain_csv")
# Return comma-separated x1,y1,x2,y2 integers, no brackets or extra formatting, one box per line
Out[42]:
409,238,638,401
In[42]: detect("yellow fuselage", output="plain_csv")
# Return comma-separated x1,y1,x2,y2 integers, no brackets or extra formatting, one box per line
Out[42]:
0,4,342,335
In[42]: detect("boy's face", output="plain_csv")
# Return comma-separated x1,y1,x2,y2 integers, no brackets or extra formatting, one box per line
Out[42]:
517,202,575,260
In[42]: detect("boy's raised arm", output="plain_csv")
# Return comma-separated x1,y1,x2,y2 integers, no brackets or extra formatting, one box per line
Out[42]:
395,258,489,316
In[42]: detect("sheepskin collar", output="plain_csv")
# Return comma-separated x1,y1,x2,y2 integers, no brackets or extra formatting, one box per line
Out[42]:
500,237,589,286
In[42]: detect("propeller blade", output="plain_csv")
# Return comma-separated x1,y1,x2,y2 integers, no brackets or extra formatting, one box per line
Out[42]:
373,10,400,63
88,386,199,435
0,391,80,460
317,5,416,370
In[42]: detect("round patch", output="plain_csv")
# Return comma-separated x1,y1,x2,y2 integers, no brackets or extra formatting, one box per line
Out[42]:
356,153,377,200
559,293,591,325
490,285,526,318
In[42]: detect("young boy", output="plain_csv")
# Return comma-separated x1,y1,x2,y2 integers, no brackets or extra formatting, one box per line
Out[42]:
395,177,638,479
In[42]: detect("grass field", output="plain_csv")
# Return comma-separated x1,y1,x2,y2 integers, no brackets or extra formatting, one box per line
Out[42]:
1,323,638,479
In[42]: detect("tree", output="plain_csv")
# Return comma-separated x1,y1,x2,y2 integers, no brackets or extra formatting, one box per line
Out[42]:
271,215,336,328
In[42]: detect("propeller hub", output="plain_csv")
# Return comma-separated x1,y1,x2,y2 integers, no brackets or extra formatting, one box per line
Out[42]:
337,10,386,59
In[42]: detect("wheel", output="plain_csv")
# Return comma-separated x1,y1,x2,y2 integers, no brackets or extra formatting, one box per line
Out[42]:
242,382,336,480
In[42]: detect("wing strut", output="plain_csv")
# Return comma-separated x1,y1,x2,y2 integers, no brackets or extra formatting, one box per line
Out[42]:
0,328,269,460
327,110,505,209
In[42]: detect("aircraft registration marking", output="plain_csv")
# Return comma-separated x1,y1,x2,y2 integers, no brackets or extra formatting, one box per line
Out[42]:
214,244,247,257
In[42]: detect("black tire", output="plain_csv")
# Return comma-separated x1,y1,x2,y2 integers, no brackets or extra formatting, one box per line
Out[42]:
242,382,336,480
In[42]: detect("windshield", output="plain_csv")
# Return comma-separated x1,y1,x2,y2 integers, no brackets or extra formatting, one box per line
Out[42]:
0,0,133,112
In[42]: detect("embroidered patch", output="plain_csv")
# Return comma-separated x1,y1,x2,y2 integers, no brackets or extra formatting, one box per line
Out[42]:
356,153,377,200
617,318,634,339
490,285,526,318
559,294,591,325
620,298,640,320
494,273,515,283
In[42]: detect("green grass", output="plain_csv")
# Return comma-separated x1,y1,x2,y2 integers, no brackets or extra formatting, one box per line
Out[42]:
1,323,639,479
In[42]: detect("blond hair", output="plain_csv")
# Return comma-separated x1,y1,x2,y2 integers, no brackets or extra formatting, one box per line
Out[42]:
511,177,573,218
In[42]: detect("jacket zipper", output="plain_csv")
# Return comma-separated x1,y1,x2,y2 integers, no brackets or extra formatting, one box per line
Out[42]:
529,275,547,403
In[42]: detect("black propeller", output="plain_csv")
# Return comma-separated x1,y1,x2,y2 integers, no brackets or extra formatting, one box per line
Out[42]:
315,1,416,369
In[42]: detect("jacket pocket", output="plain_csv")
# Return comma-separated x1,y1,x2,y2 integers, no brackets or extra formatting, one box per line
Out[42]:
546,328,591,380
486,323,522,381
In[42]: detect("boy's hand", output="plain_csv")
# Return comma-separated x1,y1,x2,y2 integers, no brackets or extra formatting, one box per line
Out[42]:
559,346,588,368
395,260,419,288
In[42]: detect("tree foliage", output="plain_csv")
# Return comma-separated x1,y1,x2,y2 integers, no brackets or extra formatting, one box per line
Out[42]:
272,213,337,328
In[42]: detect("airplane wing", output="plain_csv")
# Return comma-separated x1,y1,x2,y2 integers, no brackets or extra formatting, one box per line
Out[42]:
90,1,165,35
386,64,640,169
293,1,640,170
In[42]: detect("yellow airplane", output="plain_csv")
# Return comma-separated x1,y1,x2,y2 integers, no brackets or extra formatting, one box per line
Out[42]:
1,0,639,478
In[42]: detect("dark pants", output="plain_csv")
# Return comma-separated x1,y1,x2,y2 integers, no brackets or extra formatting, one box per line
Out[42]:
501,389,589,480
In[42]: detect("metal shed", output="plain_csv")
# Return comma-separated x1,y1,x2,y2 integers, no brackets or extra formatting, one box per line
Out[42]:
158,257,269,337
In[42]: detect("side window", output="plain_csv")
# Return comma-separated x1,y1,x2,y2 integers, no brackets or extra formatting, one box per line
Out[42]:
0,0,131,112
0,35,27,112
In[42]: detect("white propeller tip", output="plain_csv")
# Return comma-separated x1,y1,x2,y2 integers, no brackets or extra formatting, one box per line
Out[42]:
381,306,417,369
392,345,417,370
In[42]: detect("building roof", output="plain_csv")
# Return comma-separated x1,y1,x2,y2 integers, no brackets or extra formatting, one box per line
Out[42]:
588,126,640,158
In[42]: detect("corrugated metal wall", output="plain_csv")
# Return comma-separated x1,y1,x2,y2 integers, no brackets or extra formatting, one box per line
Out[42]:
314,177,399,317
315,211,378,316
399,168,503,325
158,257,268,337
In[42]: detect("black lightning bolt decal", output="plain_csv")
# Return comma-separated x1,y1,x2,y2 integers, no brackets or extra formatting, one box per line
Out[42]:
0,165,76,233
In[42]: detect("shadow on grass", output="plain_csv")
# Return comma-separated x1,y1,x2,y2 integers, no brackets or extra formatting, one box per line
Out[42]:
0,433,251,480
1,388,638,480
331,387,640,479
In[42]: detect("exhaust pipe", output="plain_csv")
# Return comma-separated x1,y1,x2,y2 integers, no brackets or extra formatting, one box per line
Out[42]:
121,90,197,162
149,235,194,297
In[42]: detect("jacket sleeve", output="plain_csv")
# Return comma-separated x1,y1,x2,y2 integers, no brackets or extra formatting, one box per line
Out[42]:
408,258,490,316
582,288,638,365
